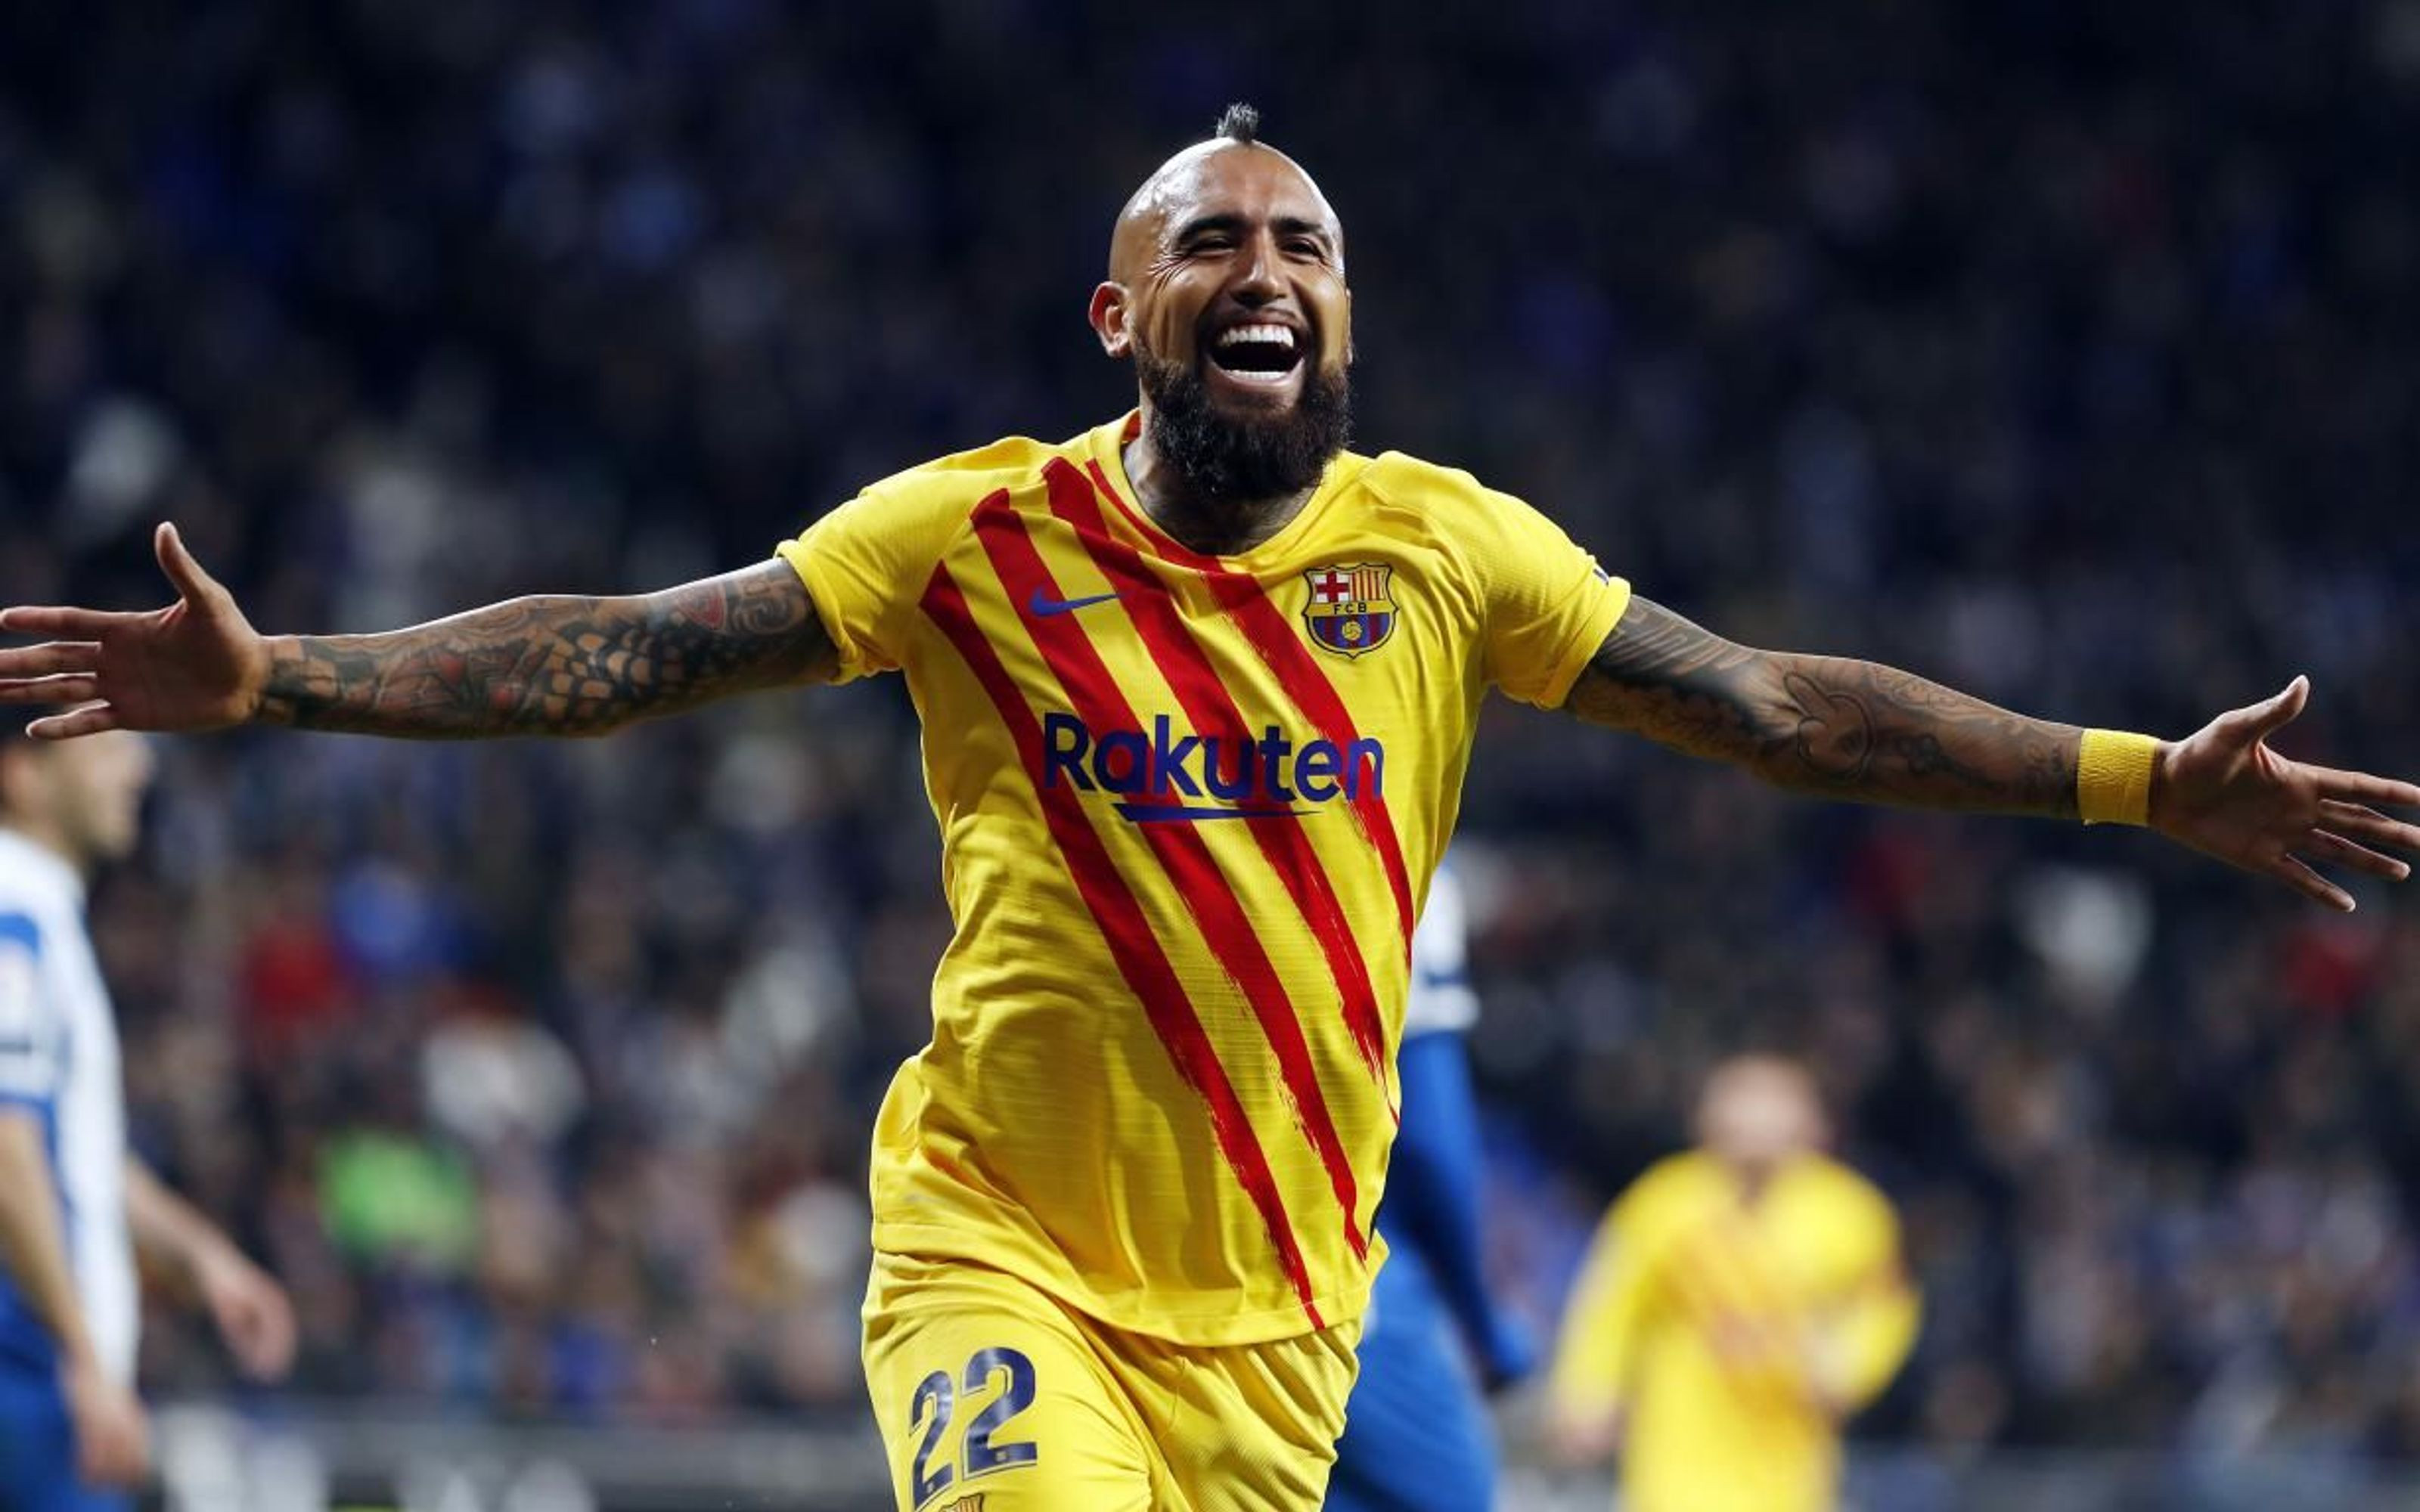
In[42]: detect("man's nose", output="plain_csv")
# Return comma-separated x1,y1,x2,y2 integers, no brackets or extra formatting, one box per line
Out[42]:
1230,233,1284,302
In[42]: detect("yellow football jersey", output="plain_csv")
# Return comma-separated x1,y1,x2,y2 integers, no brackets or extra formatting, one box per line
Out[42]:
1550,1151,1919,1512
779,413,1627,1345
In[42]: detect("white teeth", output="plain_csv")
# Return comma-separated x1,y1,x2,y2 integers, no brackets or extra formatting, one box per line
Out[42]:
1215,324,1298,351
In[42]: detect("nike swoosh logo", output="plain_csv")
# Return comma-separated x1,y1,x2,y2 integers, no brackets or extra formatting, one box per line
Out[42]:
1028,589,1123,617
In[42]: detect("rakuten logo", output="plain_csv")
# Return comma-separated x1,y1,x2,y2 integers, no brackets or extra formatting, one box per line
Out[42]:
1041,712,1384,822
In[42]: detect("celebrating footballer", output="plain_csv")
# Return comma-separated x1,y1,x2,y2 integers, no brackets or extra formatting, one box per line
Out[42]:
4,105,2416,1511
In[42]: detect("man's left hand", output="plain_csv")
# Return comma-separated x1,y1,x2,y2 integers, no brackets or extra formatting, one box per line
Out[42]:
2153,677,2420,912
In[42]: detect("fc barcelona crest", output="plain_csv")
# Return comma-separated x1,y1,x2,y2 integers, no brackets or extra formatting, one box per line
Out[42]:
1302,564,1398,659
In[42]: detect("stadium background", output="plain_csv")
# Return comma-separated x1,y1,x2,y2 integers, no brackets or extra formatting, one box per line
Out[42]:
6,0,2420,1507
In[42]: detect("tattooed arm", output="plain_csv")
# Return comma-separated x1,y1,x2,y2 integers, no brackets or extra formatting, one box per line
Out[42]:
1565,595,2420,908
256,562,832,736
0,524,835,739
1564,596,2080,816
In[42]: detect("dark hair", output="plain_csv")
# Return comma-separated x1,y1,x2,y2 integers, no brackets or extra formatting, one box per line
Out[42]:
1215,102,1261,146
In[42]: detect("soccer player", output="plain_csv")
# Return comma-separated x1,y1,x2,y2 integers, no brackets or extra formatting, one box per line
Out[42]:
1326,860,1534,1512
1547,1056,1918,1512
1,105,2413,1511
0,727,296,1510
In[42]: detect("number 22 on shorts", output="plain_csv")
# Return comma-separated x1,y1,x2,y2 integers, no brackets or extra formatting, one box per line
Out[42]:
910,1346,1040,1506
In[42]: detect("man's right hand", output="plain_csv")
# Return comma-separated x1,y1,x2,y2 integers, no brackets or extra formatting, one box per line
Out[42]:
61,1351,150,1489
0,522,268,739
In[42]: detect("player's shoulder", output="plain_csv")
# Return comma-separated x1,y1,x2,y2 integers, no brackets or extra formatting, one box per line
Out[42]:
1644,1148,1721,1184
858,433,1075,512
1618,1151,1727,1218
0,854,54,1006
0,905,39,955
799,432,1089,569
1357,451,1520,516
0,835,68,942
1352,450,1568,569
1793,1154,1897,1222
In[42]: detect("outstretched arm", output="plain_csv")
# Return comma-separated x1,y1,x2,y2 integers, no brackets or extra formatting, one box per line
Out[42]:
0,524,836,740
1565,596,2420,910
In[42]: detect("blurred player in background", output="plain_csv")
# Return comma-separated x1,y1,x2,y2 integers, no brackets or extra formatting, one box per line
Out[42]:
0,727,296,1510
1547,1055,1916,1512
2,104,2414,1511
1326,859,1533,1512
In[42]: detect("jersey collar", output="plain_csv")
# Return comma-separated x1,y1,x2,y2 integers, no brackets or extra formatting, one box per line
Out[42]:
1084,411,1362,569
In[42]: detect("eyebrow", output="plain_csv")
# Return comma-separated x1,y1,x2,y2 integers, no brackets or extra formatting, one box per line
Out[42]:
1172,212,1337,248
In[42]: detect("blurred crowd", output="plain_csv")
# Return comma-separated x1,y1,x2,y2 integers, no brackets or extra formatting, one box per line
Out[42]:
5,0,2420,1466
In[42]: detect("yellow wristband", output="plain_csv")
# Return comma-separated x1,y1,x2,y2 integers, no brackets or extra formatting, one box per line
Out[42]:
2077,729,2161,826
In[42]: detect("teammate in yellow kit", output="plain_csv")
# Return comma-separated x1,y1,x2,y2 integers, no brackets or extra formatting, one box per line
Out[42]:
3,104,2416,1512
1548,1057,1917,1512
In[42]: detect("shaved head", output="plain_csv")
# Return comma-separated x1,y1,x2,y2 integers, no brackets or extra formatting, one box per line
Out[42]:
1109,125,1344,285
1089,107,1354,519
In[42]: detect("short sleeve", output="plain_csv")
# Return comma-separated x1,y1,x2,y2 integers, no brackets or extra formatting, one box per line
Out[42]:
1472,489,1632,709
774,469,982,684
0,913,58,1105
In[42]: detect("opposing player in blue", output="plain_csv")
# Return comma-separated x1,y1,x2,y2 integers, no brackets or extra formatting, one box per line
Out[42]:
0,727,296,1511
1326,860,1535,1512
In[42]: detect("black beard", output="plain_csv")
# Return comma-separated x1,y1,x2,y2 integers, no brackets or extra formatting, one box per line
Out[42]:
1135,350,1353,503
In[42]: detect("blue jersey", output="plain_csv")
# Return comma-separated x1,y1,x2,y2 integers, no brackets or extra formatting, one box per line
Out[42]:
0,1365,131,1512
1328,863,1533,1512
0,829,135,1386
0,829,137,1512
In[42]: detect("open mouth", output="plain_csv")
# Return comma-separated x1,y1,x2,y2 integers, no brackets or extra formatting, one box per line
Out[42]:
1205,321,1305,387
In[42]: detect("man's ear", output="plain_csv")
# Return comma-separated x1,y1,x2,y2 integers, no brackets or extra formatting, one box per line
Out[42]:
1088,282,1133,358
0,742,35,818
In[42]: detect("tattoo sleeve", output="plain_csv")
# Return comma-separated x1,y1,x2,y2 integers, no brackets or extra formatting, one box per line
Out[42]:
1562,596,2081,819
256,559,837,737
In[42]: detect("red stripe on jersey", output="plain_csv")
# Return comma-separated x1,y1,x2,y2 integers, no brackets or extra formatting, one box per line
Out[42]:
919,546,1324,1325
974,491,1370,1265
1041,460,1390,1085
1086,459,1419,959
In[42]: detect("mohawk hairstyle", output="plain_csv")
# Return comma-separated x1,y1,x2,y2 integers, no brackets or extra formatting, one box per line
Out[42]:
1215,102,1261,145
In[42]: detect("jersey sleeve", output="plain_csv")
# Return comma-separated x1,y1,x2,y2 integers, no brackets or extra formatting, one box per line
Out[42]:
1470,488,1632,709
774,468,979,683
1549,1172,1664,1420
0,913,58,1106
1819,1176,1921,1411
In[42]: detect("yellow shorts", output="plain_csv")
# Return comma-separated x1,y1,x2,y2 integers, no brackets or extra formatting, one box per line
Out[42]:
863,1250,1360,1512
